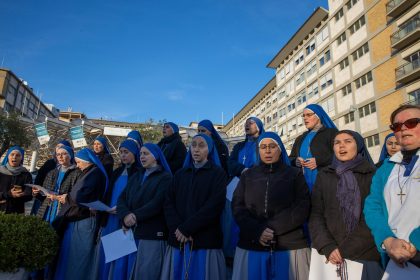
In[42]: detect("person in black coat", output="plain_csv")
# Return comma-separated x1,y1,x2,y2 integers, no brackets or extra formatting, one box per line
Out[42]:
231,132,310,280
289,104,338,192
53,148,107,280
0,146,32,214
157,122,187,174
93,136,114,179
198,119,229,175
309,130,383,279
161,134,227,280
117,143,172,280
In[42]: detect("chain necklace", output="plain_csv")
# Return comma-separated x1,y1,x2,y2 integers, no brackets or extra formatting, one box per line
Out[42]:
397,164,411,205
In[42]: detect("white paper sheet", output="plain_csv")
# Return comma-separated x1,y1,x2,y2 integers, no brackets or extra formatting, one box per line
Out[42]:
308,248,363,280
226,176,240,201
381,259,420,280
101,229,138,263
80,200,112,211
25,184,57,196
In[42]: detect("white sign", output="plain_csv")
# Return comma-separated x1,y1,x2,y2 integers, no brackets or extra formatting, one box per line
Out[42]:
70,126,87,148
103,127,131,137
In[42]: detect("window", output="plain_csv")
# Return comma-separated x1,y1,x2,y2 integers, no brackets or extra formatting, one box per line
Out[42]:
278,87,286,99
306,60,317,77
320,71,333,90
285,81,293,95
279,68,285,79
273,112,278,119
297,90,307,106
339,57,349,70
352,43,369,61
285,61,292,74
317,26,329,44
344,112,355,124
279,107,287,118
307,82,319,99
319,50,331,67
358,102,376,118
337,32,346,46
342,84,352,96
321,97,335,113
355,71,373,89
335,8,344,22
347,0,360,10
408,89,420,105
306,40,316,55
365,134,380,148
296,71,305,86
288,102,296,112
295,51,304,66
349,16,366,35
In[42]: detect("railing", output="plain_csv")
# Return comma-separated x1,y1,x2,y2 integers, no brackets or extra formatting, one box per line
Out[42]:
386,0,405,14
396,58,420,79
390,15,420,45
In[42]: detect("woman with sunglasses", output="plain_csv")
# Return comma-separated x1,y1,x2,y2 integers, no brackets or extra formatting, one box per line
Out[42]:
231,132,310,280
364,105,420,277
289,104,338,192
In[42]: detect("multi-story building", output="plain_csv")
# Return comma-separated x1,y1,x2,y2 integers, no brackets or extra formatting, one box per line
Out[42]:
0,68,56,120
224,0,420,161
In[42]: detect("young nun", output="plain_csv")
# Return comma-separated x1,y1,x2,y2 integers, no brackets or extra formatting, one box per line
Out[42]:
117,143,172,280
161,134,228,280
93,136,115,179
157,122,187,174
309,130,383,279
34,145,81,224
225,116,265,266
94,139,141,280
0,146,32,213
289,104,338,191
197,119,229,175
375,133,400,168
53,148,108,280
231,132,310,280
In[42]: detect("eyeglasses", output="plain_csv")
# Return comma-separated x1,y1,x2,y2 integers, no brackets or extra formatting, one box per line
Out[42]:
56,153,69,157
301,112,315,118
389,118,420,132
259,144,278,150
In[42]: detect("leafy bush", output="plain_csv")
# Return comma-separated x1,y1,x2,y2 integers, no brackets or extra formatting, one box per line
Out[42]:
0,213,58,273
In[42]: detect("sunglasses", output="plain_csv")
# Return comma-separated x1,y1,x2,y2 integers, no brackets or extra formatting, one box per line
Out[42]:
389,118,420,132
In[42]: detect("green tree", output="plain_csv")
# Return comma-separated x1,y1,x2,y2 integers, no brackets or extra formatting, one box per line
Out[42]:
0,112,31,157
136,118,166,143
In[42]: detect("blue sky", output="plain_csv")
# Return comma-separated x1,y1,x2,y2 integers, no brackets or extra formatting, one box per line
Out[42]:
0,0,328,126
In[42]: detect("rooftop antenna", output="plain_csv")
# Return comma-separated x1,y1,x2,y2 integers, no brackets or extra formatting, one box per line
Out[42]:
1,56,4,67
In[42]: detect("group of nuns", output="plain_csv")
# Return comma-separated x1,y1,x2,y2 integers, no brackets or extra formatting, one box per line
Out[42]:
0,103,401,280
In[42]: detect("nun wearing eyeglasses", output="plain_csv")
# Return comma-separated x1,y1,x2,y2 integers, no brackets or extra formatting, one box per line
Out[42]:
161,134,228,280
309,130,383,279
116,143,172,280
34,145,82,224
0,146,32,214
93,136,115,179
157,122,187,174
231,132,310,280
53,148,108,280
93,139,141,280
289,104,338,192
375,133,400,168
197,119,229,175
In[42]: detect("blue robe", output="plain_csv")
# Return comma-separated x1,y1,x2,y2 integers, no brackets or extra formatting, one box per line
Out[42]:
299,130,317,192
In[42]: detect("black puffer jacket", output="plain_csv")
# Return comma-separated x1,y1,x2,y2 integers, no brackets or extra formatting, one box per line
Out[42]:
289,126,338,168
309,160,380,262
0,166,32,213
157,133,187,174
232,161,310,251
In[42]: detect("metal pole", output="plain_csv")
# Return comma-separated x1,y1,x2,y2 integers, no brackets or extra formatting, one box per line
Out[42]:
30,150,38,172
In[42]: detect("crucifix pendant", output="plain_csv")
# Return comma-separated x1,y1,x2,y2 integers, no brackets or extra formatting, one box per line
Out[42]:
397,190,406,204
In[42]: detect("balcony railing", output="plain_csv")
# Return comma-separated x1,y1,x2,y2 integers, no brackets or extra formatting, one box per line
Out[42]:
386,0,417,17
396,58,420,80
386,0,405,13
391,15,420,46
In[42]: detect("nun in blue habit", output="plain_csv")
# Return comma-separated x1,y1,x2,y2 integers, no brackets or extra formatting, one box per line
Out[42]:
223,117,265,265
231,132,311,280
289,104,338,192
115,143,172,280
93,139,141,280
198,119,229,175
161,134,227,280
127,130,144,149
375,132,400,168
93,136,115,179
53,148,108,280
